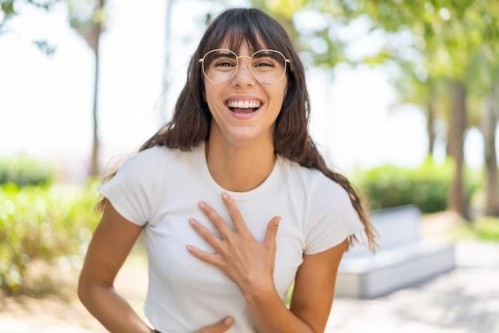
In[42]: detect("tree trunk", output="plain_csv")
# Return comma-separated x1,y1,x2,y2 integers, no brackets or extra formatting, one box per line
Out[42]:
159,0,175,120
88,0,105,178
88,46,100,177
447,80,468,218
483,84,499,216
427,101,436,157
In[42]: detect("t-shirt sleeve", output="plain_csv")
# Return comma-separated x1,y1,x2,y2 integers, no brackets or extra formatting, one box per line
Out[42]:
98,147,164,226
304,179,364,255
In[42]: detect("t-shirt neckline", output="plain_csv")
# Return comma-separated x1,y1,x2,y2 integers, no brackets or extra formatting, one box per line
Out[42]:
197,141,282,200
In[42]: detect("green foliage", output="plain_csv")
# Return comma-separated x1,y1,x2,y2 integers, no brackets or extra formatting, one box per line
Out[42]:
1,0,60,45
354,159,480,213
250,0,348,68
0,182,100,293
451,217,499,242
0,157,56,187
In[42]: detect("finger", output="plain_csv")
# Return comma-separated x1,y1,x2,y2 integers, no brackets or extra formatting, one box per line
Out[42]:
198,201,234,239
195,316,234,333
186,245,225,268
221,193,248,234
189,218,225,252
264,216,281,249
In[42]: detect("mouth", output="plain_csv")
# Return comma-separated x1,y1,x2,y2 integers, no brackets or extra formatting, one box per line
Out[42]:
226,99,262,114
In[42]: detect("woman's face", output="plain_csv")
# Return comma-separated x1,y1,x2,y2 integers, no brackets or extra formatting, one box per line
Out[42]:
202,40,288,148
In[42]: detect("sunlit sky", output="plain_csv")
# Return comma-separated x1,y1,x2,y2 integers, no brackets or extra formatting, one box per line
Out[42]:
0,0,487,181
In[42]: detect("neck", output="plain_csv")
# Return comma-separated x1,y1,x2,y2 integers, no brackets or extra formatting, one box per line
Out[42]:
205,137,276,192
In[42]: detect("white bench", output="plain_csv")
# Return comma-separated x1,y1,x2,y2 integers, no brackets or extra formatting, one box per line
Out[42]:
335,205,455,298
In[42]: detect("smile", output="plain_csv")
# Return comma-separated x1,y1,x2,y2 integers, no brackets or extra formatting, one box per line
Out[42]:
226,99,262,114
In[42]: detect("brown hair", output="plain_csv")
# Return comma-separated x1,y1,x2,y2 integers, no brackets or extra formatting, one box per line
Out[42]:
103,8,377,251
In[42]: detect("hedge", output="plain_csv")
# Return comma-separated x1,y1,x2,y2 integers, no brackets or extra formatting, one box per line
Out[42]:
0,157,56,186
0,182,100,293
353,159,480,213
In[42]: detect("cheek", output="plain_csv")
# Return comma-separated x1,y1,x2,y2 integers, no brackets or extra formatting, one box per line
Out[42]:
204,85,216,108
272,87,287,109
202,80,212,102
276,81,288,102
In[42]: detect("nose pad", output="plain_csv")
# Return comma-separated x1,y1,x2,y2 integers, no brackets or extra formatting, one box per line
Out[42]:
232,57,255,85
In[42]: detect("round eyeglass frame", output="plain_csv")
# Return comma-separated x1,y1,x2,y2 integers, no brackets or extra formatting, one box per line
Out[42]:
198,48,291,85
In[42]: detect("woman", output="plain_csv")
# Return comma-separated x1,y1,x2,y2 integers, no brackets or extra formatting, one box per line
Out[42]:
78,7,376,333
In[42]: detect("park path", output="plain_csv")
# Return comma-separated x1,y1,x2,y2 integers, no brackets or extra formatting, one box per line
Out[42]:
327,241,499,333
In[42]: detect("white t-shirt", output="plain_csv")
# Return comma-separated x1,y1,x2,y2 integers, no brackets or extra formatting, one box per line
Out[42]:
99,143,363,332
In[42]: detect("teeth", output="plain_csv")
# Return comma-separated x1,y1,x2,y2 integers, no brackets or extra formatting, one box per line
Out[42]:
228,100,261,109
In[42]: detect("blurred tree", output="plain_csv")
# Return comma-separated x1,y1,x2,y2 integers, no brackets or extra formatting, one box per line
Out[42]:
474,36,499,215
335,0,499,218
1,0,58,33
0,0,60,54
250,0,348,67
1,0,108,178
483,84,499,215
249,0,499,217
66,0,106,178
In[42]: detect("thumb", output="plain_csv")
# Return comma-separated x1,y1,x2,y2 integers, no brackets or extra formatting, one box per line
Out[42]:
196,317,234,333
264,216,281,247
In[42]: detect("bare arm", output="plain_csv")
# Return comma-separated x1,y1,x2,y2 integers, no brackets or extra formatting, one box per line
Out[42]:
79,200,235,333
289,241,347,332
188,194,348,333
78,200,152,333
244,241,347,333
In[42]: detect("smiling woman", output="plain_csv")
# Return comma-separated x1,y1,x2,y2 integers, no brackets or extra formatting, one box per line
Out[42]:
77,7,377,333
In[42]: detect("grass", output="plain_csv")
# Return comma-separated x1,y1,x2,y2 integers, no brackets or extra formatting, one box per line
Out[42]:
451,216,499,242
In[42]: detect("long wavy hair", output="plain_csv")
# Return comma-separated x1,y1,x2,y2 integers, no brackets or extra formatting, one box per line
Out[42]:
102,8,377,251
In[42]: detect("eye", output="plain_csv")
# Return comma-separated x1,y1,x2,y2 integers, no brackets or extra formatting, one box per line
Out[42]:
252,57,279,72
207,54,237,72
251,50,285,71
213,59,237,68
252,59,275,68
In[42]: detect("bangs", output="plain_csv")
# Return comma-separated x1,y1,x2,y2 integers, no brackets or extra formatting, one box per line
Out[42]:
200,8,290,55
224,28,264,54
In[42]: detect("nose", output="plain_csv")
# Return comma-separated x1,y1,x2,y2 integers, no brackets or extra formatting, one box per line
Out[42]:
231,56,255,87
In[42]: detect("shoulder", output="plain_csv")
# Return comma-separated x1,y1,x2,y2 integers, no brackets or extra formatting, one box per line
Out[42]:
279,159,363,253
120,146,166,171
117,145,199,175
280,157,350,206
101,146,169,191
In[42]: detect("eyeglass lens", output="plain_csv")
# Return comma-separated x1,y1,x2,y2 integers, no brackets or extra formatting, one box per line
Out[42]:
202,50,287,84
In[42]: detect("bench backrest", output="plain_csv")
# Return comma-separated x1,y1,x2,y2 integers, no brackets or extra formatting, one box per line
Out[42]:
370,205,421,249
345,205,422,257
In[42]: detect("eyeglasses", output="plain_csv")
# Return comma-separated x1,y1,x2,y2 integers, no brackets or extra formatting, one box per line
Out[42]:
199,49,290,85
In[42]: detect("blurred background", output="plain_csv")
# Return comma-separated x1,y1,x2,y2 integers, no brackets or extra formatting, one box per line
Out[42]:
0,0,498,332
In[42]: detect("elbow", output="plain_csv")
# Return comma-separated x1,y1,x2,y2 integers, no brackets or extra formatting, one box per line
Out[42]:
77,271,113,309
77,271,97,308
77,273,89,306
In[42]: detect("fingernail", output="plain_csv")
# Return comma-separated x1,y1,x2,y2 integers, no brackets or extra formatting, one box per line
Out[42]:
199,201,206,208
222,192,229,200
224,317,233,325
